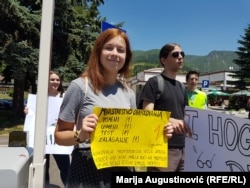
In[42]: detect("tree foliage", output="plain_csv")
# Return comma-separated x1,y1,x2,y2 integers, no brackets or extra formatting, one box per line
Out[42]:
231,24,250,90
51,0,105,81
0,0,41,117
0,0,105,117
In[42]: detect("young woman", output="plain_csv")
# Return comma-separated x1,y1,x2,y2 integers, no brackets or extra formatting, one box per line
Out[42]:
24,71,70,186
45,71,70,186
54,28,135,188
55,29,173,187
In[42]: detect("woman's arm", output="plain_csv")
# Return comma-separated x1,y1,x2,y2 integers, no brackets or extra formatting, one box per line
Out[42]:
55,113,98,146
54,119,76,146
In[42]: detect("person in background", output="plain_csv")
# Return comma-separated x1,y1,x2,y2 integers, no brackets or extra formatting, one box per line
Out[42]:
139,43,191,172
24,70,70,187
186,70,207,109
54,28,174,187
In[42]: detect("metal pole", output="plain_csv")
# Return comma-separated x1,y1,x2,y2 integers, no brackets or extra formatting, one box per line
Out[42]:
28,0,55,187
223,71,226,91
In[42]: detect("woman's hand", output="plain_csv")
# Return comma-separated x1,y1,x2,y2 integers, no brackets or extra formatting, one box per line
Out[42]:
24,106,29,114
77,113,98,141
81,113,98,133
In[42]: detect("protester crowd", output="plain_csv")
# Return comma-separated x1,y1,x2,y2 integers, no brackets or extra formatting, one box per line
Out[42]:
24,28,214,188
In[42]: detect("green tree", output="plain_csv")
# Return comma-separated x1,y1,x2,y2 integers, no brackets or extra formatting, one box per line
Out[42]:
2,41,38,116
0,0,105,118
0,0,40,118
231,24,250,90
52,0,104,81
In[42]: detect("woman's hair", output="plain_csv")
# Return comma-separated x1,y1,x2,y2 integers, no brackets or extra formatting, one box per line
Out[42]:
82,28,132,93
159,43,181,66
50,70,64,96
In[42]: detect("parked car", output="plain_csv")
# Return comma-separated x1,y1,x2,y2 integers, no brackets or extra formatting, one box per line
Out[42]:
0,99,5,109
0,99,12,110
2,99,12,110
0,98,27,110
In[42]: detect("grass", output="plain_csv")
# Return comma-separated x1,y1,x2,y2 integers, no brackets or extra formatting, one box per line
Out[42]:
0,92,28,135
0,109,24,135
0,93,12,99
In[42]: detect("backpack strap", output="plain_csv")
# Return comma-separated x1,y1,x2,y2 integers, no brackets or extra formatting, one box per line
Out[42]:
156,74,164,100
137,74,184,108
156,74,186,100
75,77,88,127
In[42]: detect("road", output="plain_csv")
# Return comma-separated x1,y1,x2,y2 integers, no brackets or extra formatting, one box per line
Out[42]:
0,135,64,188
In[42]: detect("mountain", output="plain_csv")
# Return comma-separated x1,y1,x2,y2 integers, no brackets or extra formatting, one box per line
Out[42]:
132,50,238,73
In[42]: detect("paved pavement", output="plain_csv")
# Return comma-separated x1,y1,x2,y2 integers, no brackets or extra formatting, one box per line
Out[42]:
48,155,65,188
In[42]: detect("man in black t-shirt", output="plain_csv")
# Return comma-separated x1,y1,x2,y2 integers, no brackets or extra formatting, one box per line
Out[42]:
139,43,191,172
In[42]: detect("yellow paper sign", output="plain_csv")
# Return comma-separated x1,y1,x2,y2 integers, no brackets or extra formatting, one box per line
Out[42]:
91,107,171,169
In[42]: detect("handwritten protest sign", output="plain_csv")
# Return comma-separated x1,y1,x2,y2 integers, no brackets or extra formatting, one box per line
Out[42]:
23,94,73,154
91,107,171,169
184,106,250,172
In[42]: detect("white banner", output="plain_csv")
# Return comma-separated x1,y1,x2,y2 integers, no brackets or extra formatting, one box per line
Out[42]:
184,106,250,172
24,94,73,154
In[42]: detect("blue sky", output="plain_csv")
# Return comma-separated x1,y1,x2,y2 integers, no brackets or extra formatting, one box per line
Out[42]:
99,0,250,56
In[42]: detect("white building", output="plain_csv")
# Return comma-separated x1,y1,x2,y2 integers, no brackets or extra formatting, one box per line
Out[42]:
127,68,238,96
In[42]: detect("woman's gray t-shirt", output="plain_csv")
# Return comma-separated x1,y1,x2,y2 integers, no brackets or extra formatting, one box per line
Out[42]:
59,77,136,130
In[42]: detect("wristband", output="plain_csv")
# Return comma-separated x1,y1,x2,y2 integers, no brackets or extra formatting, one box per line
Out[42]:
74,129,85,143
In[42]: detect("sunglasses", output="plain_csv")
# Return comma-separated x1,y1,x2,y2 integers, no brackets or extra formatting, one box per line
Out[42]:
171,51,185,58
